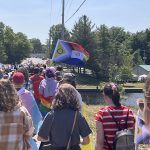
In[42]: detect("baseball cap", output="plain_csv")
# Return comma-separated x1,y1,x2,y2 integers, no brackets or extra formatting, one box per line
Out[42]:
12,72,24,85
45,68,55,78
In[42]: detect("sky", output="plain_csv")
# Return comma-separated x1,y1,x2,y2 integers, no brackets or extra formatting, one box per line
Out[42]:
0,0,150,44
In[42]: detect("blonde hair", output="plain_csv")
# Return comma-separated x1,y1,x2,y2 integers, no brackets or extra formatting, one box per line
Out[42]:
0,79,21,112
52,83,80,110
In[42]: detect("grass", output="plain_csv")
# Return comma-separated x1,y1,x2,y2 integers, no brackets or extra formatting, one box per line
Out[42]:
82,103,150,150
122,83,144,89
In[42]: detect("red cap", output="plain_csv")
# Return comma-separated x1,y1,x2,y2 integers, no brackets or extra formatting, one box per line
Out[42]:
12,72,24,85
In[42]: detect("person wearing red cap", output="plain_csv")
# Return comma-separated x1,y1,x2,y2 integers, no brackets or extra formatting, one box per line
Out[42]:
12,72,43,150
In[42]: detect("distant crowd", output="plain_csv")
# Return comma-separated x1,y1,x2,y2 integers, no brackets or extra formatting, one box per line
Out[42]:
0,63,150,150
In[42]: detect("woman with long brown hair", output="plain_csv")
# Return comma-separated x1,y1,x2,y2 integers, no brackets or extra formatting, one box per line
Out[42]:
0,79,34,150
38,83,91,150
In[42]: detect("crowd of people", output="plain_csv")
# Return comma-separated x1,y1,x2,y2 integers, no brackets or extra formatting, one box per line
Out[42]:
0,64,150,150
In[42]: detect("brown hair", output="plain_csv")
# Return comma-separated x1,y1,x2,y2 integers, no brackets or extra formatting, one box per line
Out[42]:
52,83,80,110
0,79,21,112
103,82,121,107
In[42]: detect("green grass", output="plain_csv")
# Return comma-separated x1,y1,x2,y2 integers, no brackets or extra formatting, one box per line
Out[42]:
122,83,144,88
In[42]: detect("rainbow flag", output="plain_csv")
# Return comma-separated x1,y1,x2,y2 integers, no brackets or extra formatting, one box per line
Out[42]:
52,39,90,66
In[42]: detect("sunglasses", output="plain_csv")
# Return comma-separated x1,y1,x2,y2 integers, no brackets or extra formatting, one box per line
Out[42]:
137,99,150,111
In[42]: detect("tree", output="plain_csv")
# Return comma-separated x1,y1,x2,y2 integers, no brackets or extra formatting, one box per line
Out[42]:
49,24,70,57
0,22,7,63
3,26,16,64
95,24,111,80
30,38,42,53
13,32,32,63
71,15,98,76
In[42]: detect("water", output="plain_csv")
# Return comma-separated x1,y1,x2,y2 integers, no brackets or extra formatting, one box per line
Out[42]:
121,93,144,107
81,91,144,107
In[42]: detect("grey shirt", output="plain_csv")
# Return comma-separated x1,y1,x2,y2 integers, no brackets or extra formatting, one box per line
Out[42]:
38,109,92,147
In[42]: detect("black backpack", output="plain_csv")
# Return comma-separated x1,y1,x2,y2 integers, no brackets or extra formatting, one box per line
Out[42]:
105,109,135,150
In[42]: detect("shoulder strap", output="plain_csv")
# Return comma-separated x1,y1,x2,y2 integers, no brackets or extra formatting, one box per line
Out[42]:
125,108,129,129
108,108,130,130
107,109,121,131
66,111,78,150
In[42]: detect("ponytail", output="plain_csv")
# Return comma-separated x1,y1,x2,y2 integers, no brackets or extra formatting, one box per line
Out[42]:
104,83,121,107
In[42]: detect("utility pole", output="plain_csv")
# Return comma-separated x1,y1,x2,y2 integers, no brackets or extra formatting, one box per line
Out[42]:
49,29,52,58
62,0,65,40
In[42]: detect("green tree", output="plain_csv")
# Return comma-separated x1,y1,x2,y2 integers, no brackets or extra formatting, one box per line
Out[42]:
120,51,133,82
71,15,98,76
3,26,16,64
95,24,111,80
0,22,7,63
49,24,70,57
30,38,42,53
13,32,32,63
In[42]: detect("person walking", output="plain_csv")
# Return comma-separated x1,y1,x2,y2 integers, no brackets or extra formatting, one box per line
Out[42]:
59,73,82,112
39,67,58,117
37,83,92,150
95,83,135,150
12,72,43,150
29,67,44,108
0,79,34,150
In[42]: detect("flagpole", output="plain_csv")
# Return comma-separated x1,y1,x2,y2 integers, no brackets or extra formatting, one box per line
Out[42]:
62,0,65,40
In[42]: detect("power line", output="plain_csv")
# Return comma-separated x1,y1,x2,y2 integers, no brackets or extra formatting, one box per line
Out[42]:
65,0,74,19
65,0,70,8
55,0,62,24
65,0,87,23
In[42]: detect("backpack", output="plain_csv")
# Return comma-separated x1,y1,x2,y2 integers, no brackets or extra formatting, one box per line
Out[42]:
105,109,135,150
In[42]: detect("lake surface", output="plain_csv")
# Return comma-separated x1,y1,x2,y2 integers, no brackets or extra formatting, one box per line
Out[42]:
80,91,144,107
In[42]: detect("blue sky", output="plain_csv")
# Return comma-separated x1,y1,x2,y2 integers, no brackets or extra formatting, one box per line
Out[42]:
0,0,150,44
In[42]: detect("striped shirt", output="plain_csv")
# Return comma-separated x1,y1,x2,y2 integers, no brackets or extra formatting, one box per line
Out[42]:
95,105,135,150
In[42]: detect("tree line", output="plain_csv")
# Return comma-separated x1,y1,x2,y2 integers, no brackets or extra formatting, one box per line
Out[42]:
1,15,150,81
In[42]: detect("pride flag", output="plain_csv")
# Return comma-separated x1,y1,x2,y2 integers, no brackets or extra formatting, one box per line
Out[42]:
52,39,90,66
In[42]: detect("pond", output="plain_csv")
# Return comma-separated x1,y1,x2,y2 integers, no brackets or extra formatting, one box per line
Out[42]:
79,89,144,107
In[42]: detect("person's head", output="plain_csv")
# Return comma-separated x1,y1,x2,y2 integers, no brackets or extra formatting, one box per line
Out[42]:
60,73,76,88
17,67,29,83
45,67,55,78
103,82,121,107
0,79,20,112
33,67,40,75
42,64,46,69
56,65,63,72
12,72,25,89
52,83,80,110
55,71,62,81
49,66,56,74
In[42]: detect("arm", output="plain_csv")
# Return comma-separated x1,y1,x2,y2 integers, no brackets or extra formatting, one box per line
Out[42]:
37,112,53,141
80,135,90,145
37,135,48,142
95,121,104,150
